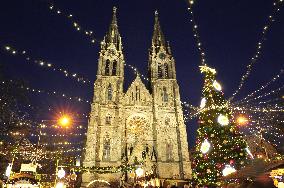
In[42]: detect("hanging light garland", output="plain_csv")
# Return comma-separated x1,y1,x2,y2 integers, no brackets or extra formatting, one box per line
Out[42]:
1,44,91,85
234,69,283,104
0,79,90,104
186,0,207,65
234,105,284,147
47,3,96,44
237,84,284,105
230,0,284,100
124,63,149,82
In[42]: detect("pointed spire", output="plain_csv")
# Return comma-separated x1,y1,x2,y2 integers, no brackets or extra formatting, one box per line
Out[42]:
104,6,121,50
152,10,166,48
111,7,117,26
108,6,118,37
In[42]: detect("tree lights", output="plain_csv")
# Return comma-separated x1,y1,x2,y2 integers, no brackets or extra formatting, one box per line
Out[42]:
200,139,211,154
217,114,229,126
222,165,236,176
186,0,207,65
193,65,247,186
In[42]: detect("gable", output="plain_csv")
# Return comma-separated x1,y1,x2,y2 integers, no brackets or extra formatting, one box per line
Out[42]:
122,76,152,106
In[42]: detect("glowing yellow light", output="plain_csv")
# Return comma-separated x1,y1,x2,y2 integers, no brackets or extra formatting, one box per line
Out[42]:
236,116,249,126
58,116,71,127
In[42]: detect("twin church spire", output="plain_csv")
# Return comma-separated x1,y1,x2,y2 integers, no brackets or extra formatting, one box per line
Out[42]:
151,11,172,56
99,7,175,81
101,7,122,52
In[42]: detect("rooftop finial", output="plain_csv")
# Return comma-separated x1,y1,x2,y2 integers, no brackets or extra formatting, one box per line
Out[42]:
155,10,158,16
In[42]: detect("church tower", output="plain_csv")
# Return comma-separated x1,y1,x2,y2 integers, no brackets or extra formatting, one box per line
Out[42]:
148,11,192,179
82,7,124,186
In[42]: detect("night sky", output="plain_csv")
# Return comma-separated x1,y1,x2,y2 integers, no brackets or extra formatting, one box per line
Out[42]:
0,0,283,149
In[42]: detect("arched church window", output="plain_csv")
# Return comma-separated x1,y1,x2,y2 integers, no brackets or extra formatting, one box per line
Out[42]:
112,60,117,76
158,64,163,78
166,140,173,161
106,114,111,125
105,59,110,75
107,84,112,101
163,87,168,102
164,63,169,78
103,135,111,161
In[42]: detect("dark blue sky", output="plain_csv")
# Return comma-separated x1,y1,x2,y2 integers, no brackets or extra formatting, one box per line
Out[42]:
0,0,283,148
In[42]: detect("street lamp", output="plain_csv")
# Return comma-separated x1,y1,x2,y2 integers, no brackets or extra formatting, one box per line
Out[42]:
40,115,73,187
236,115,249,126
58,116,71,128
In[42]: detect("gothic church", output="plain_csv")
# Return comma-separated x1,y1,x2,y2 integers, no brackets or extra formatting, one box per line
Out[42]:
82,7,191,187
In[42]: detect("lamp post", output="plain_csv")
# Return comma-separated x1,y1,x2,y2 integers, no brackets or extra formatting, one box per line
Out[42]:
40,114,72,187
36,115,72,162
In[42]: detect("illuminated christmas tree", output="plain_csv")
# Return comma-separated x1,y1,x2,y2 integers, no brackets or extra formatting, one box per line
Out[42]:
193,65,247,187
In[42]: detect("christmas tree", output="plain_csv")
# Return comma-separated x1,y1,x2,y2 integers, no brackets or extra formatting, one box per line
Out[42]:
193,65,247,187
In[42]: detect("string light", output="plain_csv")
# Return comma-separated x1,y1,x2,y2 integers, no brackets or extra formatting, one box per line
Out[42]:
234,69,283,104
237,84,284,105
2,44,91,84
47,3,96,44
186,0,207,65
230,0,284,99
0,79,90,104
124,63,149,82
234,103,284,147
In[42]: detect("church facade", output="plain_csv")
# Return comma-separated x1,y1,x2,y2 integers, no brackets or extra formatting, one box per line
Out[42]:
82,7,191,187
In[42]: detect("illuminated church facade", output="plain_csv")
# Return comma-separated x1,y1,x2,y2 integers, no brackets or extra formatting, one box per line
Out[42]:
81,7,191,187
